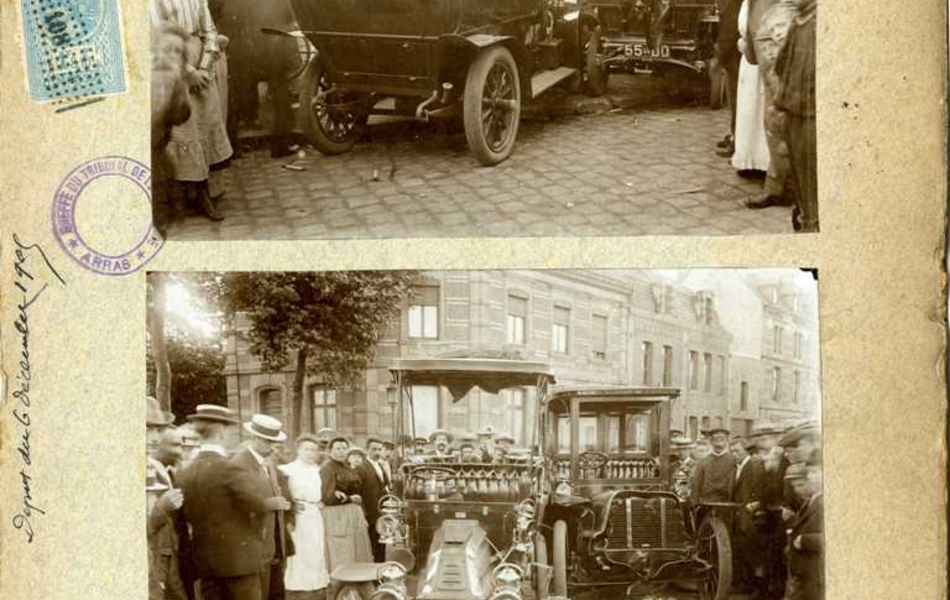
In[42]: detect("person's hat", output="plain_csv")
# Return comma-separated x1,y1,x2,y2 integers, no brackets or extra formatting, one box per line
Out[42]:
495,433,516,444
429,429,453,444
708,427,731,437
477,425,495,437
749,422,780,438
671,436,695,449
458,432,478,443
316,427,338,439
459,440,476,450
382,440,395,449
783,462,809,481
146,465,169,492
414,437,428,445
295,433,321,447
243,414,287,442
366,437,386,447
186,404,239,424
670,429,684,439
348,447,367,457
147,396,175,428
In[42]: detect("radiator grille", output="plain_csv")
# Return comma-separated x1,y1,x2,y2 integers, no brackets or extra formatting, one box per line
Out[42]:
604,496,688,549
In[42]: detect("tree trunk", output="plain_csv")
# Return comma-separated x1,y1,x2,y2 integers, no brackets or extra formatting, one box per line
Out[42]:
291,347,308,439
149,273,172,412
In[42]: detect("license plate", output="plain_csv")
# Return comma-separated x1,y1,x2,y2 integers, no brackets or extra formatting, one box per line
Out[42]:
624,44,671,59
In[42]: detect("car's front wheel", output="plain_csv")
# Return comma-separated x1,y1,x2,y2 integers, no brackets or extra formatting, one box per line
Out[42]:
697,514,733,600
463,45,521,166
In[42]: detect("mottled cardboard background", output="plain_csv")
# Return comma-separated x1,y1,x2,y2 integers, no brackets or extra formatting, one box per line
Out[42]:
0,1,947,599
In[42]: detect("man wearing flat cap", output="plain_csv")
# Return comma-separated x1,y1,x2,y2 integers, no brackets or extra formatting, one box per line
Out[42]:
689,427,736,505
177,406,292,600
782,463,824,600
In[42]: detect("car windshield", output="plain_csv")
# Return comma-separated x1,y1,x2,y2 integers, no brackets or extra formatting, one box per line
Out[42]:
554,403,656,455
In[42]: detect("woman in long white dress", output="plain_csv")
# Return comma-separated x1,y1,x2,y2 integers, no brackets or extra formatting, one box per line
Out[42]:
279,435,330,594
731,0,771,172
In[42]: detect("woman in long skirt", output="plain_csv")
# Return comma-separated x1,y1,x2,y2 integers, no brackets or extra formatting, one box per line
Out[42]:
279,435,331,596
731,0,771,174
150,0,232,223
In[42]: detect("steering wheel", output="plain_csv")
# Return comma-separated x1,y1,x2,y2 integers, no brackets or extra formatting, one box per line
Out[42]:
577,450,610,472
409,465,458,482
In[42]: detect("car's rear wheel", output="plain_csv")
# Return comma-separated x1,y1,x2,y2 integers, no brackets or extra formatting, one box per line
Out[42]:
463,45,521,166
697,514,732,600
299,58,368,155
552,520,568,597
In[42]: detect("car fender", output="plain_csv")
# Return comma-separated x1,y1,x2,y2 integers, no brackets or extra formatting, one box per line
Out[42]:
437,34,532,100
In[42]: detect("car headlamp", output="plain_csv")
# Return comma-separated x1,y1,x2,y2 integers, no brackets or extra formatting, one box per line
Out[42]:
494,564,523,590
376,514,401,543
377,561,407,585
370,584,407,600
553,480,573,504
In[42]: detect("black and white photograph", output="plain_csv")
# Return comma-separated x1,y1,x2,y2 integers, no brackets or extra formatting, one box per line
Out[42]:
145,268,823,600
149,0,818,240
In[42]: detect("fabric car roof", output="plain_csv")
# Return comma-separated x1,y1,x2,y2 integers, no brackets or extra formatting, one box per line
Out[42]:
390,357,555,401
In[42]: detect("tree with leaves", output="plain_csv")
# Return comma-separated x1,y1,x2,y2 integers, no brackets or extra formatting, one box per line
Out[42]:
221,271,417,438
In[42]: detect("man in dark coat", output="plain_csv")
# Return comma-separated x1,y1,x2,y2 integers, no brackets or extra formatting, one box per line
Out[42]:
716,0,743,156
732,437,766,597
214,0,300,157
177,406,291,600
361,438,389,561
231,415,296,600
782,464,823,600
689,428,737,504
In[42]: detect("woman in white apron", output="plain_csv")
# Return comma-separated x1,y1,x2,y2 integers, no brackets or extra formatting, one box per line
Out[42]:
279,435,330,595
731,0,771,173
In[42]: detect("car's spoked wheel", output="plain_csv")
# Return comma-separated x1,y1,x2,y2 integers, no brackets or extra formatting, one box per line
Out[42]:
334,584,365,600
697,515,732,600
463,46,521,166
583,24,609,96
299,58,368,155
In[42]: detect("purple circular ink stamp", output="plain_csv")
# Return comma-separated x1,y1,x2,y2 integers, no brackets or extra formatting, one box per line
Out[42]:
51,156,163,276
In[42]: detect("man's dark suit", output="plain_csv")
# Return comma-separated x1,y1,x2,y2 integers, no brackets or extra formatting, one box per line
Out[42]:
717,0,743,135
358,461,387,561
732,457,765,588
229,449,295,600
785,493,823,600
177,450,276,600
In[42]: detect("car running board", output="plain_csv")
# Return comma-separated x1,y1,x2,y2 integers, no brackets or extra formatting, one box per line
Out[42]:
531,67,577,99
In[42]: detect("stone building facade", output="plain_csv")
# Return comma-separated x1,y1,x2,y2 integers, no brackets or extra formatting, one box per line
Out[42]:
223,270,818,445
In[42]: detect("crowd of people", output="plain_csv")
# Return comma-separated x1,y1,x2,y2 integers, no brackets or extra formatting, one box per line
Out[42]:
145,397,523,600
715,0,818,232
149,0,300,232
671,421,823,600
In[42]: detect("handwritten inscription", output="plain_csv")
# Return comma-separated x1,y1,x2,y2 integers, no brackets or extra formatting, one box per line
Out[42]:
9,234,65,543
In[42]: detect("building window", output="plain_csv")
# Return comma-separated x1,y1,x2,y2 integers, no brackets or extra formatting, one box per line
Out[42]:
717,356,726,393
408,286,439,339
662,345,674,386
794,332,803,359
701,416,710,433
506,296,527,345
713,416,723,429
507,388,526,444
411,386,440,437
703,353,713,392
772,325,783,355
552,306,570,354
310,387,337,430
771,367,782,402
739,381,749,411
689,351,700,390
793,371,801,404
688,416,699,440
591,314,608,360
258,388,283,421
641,341,654,385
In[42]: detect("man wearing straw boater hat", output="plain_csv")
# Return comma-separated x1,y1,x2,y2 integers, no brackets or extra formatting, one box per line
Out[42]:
176,405,290,600
231,414,296,600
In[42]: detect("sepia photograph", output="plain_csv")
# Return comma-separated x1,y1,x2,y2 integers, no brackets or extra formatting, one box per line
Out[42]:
150,0,817,240
145,268,822,600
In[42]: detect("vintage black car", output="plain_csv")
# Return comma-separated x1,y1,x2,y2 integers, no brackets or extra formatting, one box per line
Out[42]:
285,0,599,165
327,357,557,600
541,386,733,600
582,0,720,97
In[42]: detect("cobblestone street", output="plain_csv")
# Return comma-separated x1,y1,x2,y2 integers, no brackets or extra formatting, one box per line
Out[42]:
168,75,794,240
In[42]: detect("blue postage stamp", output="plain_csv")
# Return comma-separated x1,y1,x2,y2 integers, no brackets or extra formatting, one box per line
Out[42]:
20,0,127,102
